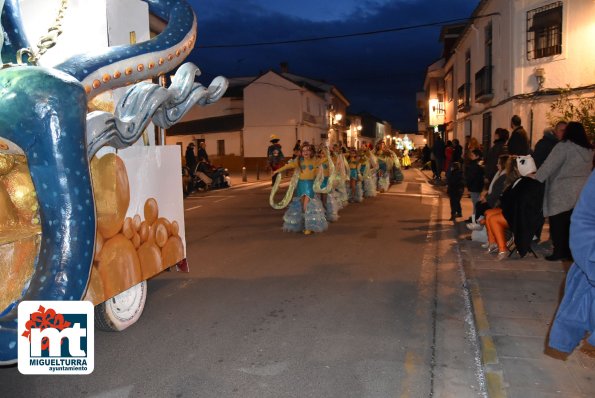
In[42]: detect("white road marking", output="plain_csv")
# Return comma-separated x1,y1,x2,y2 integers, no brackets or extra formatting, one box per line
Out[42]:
214,197,234,203
186,195,230,199
383,192,439,198
185,205,203,211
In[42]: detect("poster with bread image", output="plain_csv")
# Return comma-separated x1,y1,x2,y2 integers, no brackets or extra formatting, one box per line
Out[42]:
84,146,187,305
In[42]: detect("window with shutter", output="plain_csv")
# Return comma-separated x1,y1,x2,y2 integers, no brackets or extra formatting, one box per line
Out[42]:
527,2,563,60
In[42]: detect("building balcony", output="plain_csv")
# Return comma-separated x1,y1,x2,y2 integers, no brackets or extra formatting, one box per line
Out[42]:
457,83,470,113
475,66,494,103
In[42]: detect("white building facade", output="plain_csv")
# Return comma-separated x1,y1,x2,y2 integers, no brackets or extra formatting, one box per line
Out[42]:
166,70,350,170
425,0,595,150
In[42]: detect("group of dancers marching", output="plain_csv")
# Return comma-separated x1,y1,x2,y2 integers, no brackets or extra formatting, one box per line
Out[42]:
270,141,404,235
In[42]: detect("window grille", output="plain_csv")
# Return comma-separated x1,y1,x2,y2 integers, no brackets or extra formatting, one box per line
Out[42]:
527,2,562,60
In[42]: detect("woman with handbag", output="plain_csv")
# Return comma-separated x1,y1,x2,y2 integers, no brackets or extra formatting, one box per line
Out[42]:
535,122,593,261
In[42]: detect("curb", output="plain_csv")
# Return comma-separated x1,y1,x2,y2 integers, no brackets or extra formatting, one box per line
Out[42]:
456,224,509,398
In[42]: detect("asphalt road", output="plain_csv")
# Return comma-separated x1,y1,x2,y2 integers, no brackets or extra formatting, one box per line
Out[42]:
0,170,483,397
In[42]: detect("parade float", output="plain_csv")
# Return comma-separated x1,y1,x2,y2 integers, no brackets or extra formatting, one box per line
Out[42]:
0,0,227,364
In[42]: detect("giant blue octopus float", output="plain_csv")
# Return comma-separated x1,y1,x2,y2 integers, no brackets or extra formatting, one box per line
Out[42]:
0,0,227,364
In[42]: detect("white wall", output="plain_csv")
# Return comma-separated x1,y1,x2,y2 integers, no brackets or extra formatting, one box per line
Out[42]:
449,0,595,147
180,98,244,122
166,132,242,158
21,0,108,67
243,72,328,157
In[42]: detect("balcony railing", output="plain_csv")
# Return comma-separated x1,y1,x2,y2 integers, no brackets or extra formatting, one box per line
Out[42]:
457,83,470,112
475,66,494,103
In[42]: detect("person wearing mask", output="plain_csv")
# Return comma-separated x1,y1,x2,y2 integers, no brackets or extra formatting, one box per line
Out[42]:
485,156,543,260
533,121,567,169
535,122,593,261
507,115,530,156
484,128,509,181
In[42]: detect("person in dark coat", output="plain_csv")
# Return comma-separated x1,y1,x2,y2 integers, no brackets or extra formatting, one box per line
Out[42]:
421,144,431,168
484,128,509,181
452,139,463,163
446,162,464,220
465,149,485,218
197,142,209,164
533,121,566,168
432,134,445,180
500,176,544,257
507,115,530,155
185,143,197,176
267,134,285,185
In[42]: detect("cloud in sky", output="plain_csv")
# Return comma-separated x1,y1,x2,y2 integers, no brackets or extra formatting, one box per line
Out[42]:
187,0,480,132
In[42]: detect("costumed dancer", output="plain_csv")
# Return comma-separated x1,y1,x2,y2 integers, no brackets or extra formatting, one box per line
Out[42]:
333,145,350,207
401,148,412,169
363,148,378,197
316,145,339,222
375,142,390,193
270,143,328,235
347,148,363,202
389,149,404,183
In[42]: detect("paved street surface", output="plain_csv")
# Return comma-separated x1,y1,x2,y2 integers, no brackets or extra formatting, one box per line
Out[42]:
452,198,595,398
1,168,593,397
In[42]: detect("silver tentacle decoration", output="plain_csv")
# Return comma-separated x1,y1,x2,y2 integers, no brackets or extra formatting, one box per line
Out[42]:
86,62,228,159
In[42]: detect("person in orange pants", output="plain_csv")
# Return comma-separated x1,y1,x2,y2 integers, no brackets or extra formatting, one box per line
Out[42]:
483,208,509,260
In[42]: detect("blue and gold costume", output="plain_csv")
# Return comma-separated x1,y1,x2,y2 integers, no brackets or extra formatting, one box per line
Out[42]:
274,157,328,233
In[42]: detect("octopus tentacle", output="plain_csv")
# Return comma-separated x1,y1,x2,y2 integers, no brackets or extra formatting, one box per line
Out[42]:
0,67,94,364
0,0,204,365
56,0,197,99
86,63,228,159
0,0,31,64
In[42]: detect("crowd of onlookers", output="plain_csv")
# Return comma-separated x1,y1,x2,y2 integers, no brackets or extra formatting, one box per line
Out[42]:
423,115,593,263
422,115,595,355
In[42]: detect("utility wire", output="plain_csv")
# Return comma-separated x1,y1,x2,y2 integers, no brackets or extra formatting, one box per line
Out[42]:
198,13,499,49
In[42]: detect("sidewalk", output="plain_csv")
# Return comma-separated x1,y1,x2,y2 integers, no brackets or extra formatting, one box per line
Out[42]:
433,177,595,397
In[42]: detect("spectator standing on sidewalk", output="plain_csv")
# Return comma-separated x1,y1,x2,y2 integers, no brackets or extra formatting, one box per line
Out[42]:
507,115,530,155
533,121,567,168
484,128,509,181
444,140,453,175
197,141,209,164
548,170,595,354
185,143,197,176
452,139,463,163
465,149,485,220
292,140,301,159
447,162,464,221
432,134,445,180
535,122,593,261
421,144,431,169
268,134,285,186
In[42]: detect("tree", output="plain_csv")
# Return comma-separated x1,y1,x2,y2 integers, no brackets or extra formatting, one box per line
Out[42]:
547,87,595,141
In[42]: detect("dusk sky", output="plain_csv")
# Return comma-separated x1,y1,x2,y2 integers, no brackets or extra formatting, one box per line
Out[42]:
186,0,480,132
